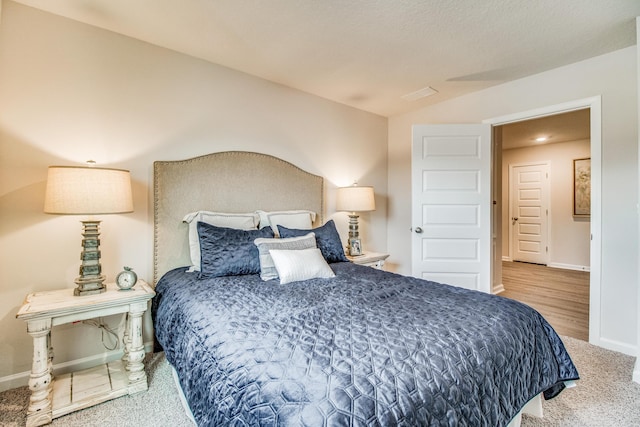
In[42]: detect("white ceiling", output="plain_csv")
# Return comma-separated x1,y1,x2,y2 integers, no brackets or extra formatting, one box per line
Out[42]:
500,109,591,150
10,0,640,118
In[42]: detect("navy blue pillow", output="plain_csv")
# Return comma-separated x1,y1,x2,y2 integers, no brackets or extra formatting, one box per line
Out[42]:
277,220,348,263
197,222,274,277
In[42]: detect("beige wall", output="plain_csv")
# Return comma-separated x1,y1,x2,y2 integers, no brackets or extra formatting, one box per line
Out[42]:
502,139,591,270
0,2,388,387
388,46,638,355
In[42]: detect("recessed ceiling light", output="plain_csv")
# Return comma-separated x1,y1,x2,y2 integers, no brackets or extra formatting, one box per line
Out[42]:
402,86,438,101
535,137,548,142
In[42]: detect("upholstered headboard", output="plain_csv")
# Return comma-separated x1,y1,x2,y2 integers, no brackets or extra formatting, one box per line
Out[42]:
153,151,324,284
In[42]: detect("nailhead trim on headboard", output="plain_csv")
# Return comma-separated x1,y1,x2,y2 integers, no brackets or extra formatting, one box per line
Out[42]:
153,151,324,284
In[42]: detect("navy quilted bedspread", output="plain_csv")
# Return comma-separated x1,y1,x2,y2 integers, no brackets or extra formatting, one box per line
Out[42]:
152,262,578,427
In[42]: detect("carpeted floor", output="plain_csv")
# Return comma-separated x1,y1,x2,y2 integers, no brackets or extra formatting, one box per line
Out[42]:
521,336,640,426
0,353,194,427
1,336,639,426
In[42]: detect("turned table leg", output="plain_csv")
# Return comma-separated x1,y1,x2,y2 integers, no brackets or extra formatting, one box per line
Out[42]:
122,312,131,368
124,301,148,394
26,319,53,427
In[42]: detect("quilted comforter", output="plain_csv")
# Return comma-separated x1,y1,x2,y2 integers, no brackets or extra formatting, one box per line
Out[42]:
153,262,578,427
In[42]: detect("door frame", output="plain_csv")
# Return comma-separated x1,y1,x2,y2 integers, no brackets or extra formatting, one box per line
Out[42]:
484,96,601,346
508,161,551,264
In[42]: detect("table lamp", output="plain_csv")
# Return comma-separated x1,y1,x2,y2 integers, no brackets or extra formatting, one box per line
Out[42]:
44,165,133,296
336,184,375,256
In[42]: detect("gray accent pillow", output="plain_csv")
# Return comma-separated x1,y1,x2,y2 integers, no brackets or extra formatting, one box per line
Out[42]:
278,220,348,263
254,232,317,281
197,222,274,278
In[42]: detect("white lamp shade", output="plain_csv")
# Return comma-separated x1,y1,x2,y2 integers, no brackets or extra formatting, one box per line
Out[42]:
336,185,375,212
44,166,134,215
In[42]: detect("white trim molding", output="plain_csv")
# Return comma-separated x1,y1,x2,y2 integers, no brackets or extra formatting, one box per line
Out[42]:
598,337,636,358
485,96,603,351
547,262,590,272
635,16,640,385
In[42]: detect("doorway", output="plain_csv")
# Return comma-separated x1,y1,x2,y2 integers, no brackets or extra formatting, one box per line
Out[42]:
410,96,601,343
487,97,599,343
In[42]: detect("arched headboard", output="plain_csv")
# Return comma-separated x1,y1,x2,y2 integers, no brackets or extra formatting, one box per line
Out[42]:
153,151,324,284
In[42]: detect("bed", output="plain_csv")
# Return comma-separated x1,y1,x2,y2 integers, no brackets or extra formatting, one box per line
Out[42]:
151,151,579,427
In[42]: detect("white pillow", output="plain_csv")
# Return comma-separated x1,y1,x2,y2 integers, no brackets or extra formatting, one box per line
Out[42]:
269,248,336,285
183,211,260,271
256,210,316,236
254,233,317,281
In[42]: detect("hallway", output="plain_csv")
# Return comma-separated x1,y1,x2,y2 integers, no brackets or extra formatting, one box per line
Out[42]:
500,261,589,341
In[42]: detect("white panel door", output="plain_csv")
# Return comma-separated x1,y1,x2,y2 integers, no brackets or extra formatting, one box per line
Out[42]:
411,124,492,293
509,163,549,264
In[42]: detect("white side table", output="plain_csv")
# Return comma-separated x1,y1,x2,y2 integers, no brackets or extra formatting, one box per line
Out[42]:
347,252,390,269
16,281,155,427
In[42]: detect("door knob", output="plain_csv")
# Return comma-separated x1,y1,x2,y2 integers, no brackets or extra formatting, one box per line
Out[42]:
512,217,519,221
414,227,423,234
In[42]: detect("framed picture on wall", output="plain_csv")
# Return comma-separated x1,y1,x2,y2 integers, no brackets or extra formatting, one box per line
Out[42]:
573,158,591,217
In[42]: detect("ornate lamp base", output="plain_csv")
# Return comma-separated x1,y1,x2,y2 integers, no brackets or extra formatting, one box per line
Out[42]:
347,213,362,256
74,220,106,296
347,213,360,240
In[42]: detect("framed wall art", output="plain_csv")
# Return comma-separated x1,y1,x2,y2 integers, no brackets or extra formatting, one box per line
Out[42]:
573,158,591,217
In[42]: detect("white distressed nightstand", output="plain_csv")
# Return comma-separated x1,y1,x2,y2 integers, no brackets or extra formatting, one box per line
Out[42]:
16,281,155,427
347,252,390,269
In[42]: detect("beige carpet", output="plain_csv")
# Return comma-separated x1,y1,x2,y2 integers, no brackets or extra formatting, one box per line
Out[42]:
521,336,640,426
1,336,638,426
0,353,193,427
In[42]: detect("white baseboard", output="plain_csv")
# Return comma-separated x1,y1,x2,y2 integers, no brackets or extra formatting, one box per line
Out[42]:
0,370,31,394
501,258,590,272
633,358,640,384
593,336,637,357
0,341,154,393
547,262,590,272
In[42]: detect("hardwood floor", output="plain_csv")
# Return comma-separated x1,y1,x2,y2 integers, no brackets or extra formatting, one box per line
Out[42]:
500,261,590,341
